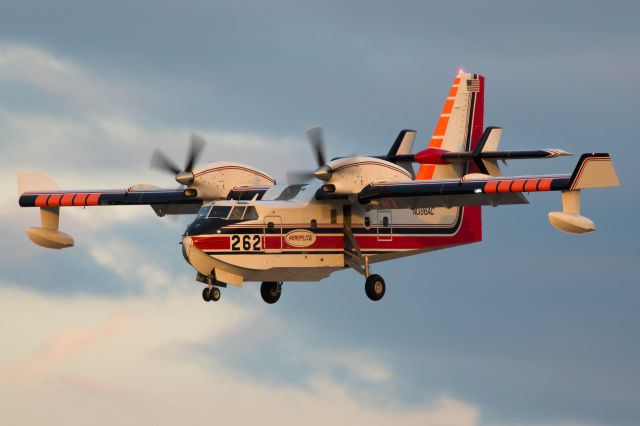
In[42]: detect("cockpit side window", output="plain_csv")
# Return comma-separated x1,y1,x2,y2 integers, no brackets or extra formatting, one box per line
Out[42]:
196,206,211,219
242,206,259,221
208,206,232,219
228,206,246,220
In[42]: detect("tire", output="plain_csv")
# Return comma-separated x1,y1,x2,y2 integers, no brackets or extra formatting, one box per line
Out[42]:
365,274,385,301
202,287,212,302
260,281,281,304
211,287,221,302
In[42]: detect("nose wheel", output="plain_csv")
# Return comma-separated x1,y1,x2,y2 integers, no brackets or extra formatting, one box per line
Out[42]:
365,274,385,301
260,281,282,304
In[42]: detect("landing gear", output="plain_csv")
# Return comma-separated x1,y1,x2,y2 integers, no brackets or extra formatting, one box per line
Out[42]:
365,274,385,301
202,275,222,303
202,287,212,302
260,281,282,304
202,286,221,302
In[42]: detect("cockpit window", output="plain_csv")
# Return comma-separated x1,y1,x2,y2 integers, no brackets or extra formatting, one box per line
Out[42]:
208,206,231,219
242,206,259,221
196,206,211,219
228,206,246,220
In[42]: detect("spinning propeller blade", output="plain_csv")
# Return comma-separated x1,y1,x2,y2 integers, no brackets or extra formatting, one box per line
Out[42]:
306,126,326,167
287,126,332,184
150,134,206,185
286,170,316,184
185,134,205,172
150,150,181,175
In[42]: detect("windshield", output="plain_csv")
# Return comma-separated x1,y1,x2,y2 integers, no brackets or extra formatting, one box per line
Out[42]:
208,206,231,219
228,206,246,220
243,206,259,221
196,206,211,219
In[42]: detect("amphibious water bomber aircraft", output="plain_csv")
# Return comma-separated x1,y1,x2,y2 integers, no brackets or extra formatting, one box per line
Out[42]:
18,71,620,304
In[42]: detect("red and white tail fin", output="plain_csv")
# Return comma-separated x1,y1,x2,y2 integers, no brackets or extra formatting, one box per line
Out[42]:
417,71,485,180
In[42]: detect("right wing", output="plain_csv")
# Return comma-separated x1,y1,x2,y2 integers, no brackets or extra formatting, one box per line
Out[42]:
358,153,620,210
19,186,204,216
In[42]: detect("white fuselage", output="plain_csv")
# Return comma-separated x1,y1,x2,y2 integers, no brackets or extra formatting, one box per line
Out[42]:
181,183,480,286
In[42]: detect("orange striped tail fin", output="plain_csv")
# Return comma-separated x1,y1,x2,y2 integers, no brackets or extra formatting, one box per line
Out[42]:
416,72,485,180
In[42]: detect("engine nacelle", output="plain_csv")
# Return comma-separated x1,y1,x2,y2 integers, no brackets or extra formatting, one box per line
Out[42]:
319,157,412,195
190,161,276,199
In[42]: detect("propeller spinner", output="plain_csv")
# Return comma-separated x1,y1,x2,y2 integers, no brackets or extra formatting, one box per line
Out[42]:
150,134,205,185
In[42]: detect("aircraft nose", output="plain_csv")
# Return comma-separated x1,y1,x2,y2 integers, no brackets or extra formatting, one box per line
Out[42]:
181,236,193,263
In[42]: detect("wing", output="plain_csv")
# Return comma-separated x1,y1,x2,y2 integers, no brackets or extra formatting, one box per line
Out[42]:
358,153,619,209
19,187,203,216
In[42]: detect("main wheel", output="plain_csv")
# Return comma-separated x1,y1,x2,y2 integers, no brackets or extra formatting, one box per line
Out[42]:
202,287,212,302
365,274,385,301
211,287,221,302
260,281,281,304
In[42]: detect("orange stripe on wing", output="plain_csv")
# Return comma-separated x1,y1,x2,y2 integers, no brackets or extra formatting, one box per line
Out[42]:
35,195,49,207
74,193,88,206
86,193,101,206
497,180,512,193
47,194,62,206
60,193,75,206
538,178,553,191
484,181,499,193
524,179,539,192
511,179,526,192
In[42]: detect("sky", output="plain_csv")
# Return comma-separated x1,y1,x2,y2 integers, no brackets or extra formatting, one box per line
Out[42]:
0,1,639,425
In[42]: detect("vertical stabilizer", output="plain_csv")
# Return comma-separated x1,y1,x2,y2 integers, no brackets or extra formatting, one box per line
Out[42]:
417,72,485,180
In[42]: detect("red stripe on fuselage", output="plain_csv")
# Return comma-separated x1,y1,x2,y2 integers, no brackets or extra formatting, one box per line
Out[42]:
193,208,481,254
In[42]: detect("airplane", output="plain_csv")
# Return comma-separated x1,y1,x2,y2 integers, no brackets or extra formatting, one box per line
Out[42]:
17,71,620,304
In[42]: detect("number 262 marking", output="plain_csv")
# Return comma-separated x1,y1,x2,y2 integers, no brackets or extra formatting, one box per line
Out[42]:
231,235,261,251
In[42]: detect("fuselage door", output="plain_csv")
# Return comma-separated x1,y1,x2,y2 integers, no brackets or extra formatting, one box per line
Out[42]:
377,211,393,242
263,216,282,253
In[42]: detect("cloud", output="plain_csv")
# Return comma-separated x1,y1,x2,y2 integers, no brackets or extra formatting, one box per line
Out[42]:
0,284,479,426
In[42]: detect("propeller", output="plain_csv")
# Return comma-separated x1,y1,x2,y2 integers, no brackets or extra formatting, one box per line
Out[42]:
151,134,205,185
287,126,332,183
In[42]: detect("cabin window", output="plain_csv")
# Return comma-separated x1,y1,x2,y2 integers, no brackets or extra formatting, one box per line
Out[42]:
228,206,246,220
330,209,337,224
196,205,211,219
267,221,275,232
382,216,389,227
310,219,318,232
242,206,259,221
364,217,370,228
208,206,231,219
